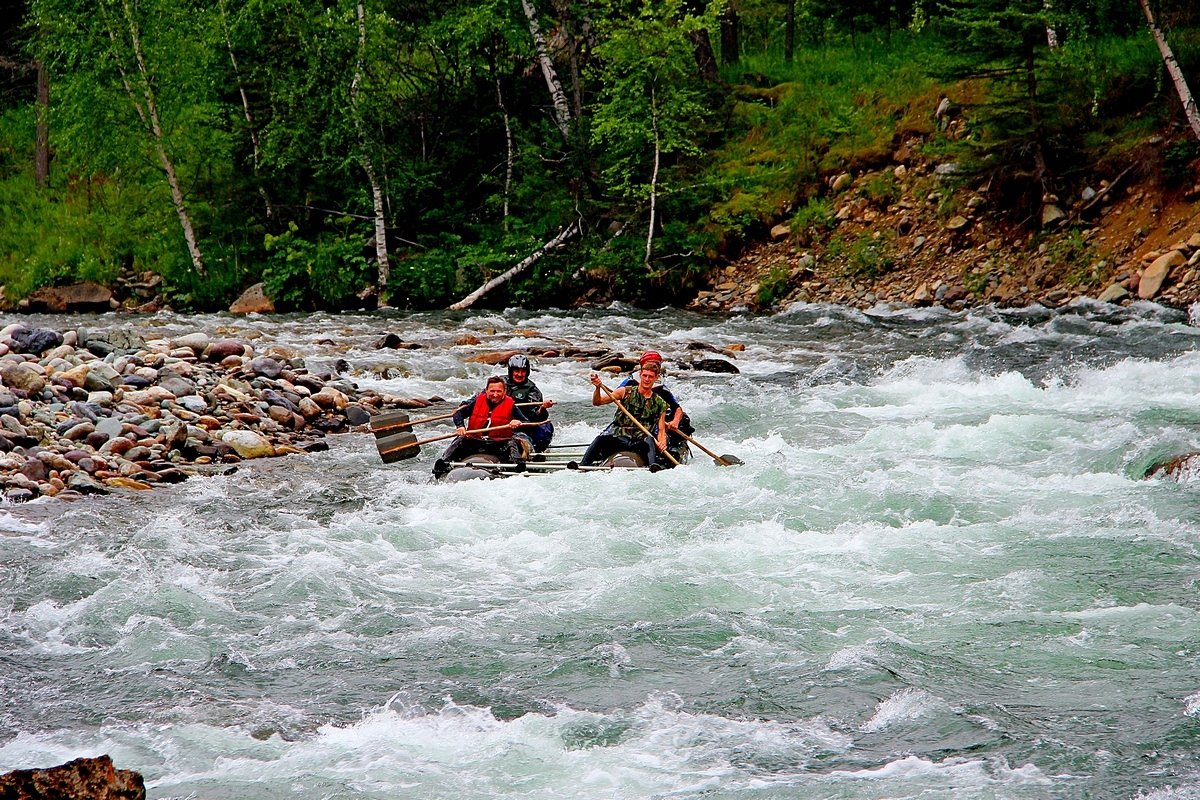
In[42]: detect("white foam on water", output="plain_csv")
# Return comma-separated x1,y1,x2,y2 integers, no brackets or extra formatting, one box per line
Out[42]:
7,306,1200,797
860,688,955,733
137,695,855,799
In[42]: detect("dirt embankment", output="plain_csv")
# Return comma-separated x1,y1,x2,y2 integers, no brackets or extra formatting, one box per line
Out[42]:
690,136,1200,315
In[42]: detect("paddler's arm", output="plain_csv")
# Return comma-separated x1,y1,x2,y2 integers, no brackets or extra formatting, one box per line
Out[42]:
452,397,474,436
655,411,668,451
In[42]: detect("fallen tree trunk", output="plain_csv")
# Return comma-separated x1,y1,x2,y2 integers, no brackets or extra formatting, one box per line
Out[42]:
450,223,579,310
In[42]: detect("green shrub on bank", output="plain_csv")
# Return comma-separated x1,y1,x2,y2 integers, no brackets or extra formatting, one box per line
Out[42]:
704,33,942,249
262,220,373,310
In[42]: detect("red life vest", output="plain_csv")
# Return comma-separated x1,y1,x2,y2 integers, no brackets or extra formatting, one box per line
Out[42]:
467,393,515,440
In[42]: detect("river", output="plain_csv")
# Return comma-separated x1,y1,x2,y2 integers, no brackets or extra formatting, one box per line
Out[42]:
2,301,1200,799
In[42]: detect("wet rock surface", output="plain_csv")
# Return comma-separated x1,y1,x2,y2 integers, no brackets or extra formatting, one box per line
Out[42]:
0,755,144,800
0,322,430,503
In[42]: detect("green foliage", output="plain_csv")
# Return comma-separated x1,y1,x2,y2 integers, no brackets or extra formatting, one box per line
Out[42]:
1163,140,1200,187
789,197,836,245
829,231,895,279
1044,229,1101,288
961,260,991,296
262,220,373,310
755,263,791,306
858,171,901,207
0,0,1194,313
590,0,710,245
707,34,939,246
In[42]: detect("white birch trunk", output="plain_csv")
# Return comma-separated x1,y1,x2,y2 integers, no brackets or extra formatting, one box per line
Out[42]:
117,0,206,277
645,86,660,269
450,223,579,310
520,0,572,141
1139,0,1200,140
353,0,391,304
217,0,272,218
497,78,513,231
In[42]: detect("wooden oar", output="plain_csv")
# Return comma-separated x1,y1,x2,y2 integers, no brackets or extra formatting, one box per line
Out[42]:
370,407,460,437
445,461,651,473
371,402,548,438
596,381,680,467
376,423,524,463
674,430,743,467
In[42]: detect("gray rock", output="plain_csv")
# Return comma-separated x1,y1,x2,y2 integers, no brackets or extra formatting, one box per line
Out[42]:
157,372,197,397
95,417,126,440
66,471,109,494
246,357,284,379
177,395,209,414
9,327,65,355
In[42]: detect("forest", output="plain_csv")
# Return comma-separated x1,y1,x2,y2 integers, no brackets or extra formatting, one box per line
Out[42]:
0,0,1198,311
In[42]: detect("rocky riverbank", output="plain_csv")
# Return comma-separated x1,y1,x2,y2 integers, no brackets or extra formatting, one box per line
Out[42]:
690,139,1200,315
0,323,433,503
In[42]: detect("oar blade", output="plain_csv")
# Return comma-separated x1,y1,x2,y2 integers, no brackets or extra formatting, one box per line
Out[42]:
370,410,412,438
376,430,420,463
715,454,744,466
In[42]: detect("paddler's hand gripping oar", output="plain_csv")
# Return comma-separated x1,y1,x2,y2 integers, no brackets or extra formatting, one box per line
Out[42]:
370,401,549,438
595,380,681,467
376,422,528,463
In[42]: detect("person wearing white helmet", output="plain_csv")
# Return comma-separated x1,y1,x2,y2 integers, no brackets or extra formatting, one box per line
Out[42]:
505,354,555,452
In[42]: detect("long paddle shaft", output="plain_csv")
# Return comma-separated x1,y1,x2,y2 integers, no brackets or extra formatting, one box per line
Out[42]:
371,401,549,436
674,429,743,467
377,422,530,463
596,381,680,467
411,422,528,449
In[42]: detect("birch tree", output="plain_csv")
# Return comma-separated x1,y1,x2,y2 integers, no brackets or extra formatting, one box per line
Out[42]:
520,0,573,141
103,0,207,276
1137,0,1200,140
31,0,217,277
351,0,390,302
592,0,708,268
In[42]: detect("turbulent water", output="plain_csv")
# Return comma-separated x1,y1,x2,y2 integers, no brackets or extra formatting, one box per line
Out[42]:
4,301,1200,800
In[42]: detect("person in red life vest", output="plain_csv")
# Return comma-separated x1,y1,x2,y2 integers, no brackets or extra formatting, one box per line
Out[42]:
433,376,532,477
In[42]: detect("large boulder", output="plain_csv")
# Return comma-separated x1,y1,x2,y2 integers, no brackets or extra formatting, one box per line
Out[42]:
222,429,276,458
1139,250,1186,299
229,282,275,314
8,327,64,355
0,755,144,800
23,282,115,313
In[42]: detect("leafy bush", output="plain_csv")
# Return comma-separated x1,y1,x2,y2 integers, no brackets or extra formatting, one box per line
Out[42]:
789,198,837,245
859,171,901,207
831,231,895,279
1163,140,1200,187
262,220,373,310
756,263,791,306
1045,229,1101,288
962,261,992,296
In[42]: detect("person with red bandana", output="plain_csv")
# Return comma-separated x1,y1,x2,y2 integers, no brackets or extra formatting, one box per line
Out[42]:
616,350,692,464
580,352,678,469
433,376,531,477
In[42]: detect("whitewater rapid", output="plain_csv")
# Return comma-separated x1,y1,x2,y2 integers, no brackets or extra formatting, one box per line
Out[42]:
2,301,1200,799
